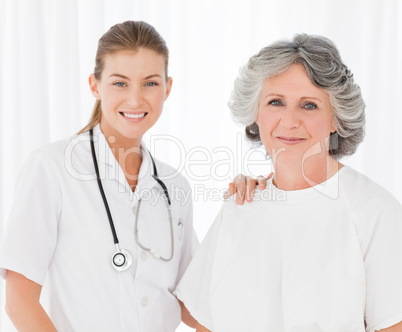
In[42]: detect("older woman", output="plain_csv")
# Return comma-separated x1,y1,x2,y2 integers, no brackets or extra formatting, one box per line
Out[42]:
174,34,402,332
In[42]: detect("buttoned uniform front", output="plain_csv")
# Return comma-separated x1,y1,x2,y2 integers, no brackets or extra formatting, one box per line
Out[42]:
0,125,196,332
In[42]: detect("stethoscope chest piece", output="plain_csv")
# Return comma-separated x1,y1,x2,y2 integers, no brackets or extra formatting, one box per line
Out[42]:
112,248,133,272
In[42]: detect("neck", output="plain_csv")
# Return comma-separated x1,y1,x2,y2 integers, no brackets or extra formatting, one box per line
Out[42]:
272,154,342,191
100,121,143,191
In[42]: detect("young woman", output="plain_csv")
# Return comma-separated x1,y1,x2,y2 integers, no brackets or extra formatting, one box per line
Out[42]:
0,21,197,332
175,34,402,332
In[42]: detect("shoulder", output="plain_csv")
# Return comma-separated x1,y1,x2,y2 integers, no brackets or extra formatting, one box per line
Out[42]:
23,139,68,170
340,166,402,253
21,131,92,180
27,131,90,162
219,194,266,223
340,166,401,212
154,157,192,190
150,158,194,214
12,139,75,202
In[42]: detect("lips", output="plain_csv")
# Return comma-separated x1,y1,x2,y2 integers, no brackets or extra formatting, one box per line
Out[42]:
119,112,149,123
120,112,147,119
276,136,307,145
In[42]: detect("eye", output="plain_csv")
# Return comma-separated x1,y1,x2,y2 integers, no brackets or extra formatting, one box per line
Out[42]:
268,99,283,106
113,81,127,87
303,102,317,110
145,82,158,87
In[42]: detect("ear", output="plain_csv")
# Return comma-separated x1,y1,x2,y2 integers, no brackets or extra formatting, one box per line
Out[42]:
255,106,260,126
89,74,101,100
330,117,337,134
164,77,173,101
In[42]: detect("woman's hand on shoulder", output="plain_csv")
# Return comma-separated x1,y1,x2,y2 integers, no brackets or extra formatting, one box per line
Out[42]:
224,173,274,204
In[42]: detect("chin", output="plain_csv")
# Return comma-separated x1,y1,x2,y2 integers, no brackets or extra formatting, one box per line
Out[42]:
271,151,305,167
122,129,147,140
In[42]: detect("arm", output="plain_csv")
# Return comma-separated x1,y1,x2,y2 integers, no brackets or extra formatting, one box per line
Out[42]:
196,323,211,332
6,270,57,332
179,300,197,328
377,321,402,331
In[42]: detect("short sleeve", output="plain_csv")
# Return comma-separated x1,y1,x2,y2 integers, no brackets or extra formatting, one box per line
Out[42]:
174,201,227,330
0,150,61,285
363,197,402,332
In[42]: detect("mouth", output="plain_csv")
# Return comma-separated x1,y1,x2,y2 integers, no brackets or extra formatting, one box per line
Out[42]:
120,112,148,120
276,136,307,145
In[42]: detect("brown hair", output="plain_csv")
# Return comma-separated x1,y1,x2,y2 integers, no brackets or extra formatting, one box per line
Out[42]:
79,20,169,134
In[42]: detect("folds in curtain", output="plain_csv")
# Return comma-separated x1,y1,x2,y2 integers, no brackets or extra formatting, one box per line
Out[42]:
0,1,401,332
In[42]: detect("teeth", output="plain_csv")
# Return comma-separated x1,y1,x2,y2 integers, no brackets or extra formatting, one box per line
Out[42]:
122,112,146,119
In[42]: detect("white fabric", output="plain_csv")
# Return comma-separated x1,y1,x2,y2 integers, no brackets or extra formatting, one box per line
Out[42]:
175,166,402,332
0,125,195,332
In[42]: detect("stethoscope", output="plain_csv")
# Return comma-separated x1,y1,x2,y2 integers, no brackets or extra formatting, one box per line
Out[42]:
89,129,174,272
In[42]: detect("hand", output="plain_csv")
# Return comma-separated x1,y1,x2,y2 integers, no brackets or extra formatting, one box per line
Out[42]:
224,173,274,204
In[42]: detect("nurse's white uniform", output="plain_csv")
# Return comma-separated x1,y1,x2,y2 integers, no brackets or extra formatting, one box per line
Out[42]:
175,166,402,332
0,125,195,332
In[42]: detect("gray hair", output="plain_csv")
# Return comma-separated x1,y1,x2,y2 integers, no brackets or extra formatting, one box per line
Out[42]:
228,34,366,158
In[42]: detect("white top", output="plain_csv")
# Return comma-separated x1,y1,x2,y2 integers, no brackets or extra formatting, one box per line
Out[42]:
0,125,196,332
175,166,402,332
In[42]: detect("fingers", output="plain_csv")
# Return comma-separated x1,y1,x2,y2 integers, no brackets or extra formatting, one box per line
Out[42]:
234,174,246,205
245,177,256,202
224,173,275,203
257,175,266,190
256,172,274,190
223,175,245,201
223,182,236,200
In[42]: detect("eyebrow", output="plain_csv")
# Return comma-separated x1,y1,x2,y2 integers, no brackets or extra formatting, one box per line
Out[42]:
300,96,322,103
108,73,162,80
109,73,130,80
263,93,322,103
144,74,162,79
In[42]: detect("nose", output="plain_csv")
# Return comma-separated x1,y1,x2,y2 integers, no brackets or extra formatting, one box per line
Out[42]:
126,86,143,108
280,106,300,129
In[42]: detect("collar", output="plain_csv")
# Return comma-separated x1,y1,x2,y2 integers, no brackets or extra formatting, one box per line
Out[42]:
91,124,158,193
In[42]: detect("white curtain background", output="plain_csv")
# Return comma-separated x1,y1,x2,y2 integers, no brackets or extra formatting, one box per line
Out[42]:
0,0,401,331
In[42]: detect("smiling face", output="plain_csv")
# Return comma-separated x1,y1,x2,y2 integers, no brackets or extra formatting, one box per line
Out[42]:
256,64,336,167
89,48,172,144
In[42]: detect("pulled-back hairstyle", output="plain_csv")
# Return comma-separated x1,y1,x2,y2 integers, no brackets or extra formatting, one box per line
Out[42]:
79,20,169,134
228,34,365,158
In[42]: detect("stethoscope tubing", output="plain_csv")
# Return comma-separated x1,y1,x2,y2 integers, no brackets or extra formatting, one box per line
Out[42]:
90,129,120,245
89,128,174,268
134,198,174,261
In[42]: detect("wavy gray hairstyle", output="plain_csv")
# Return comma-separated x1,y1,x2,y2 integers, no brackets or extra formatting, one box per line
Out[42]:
228,34,366,158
